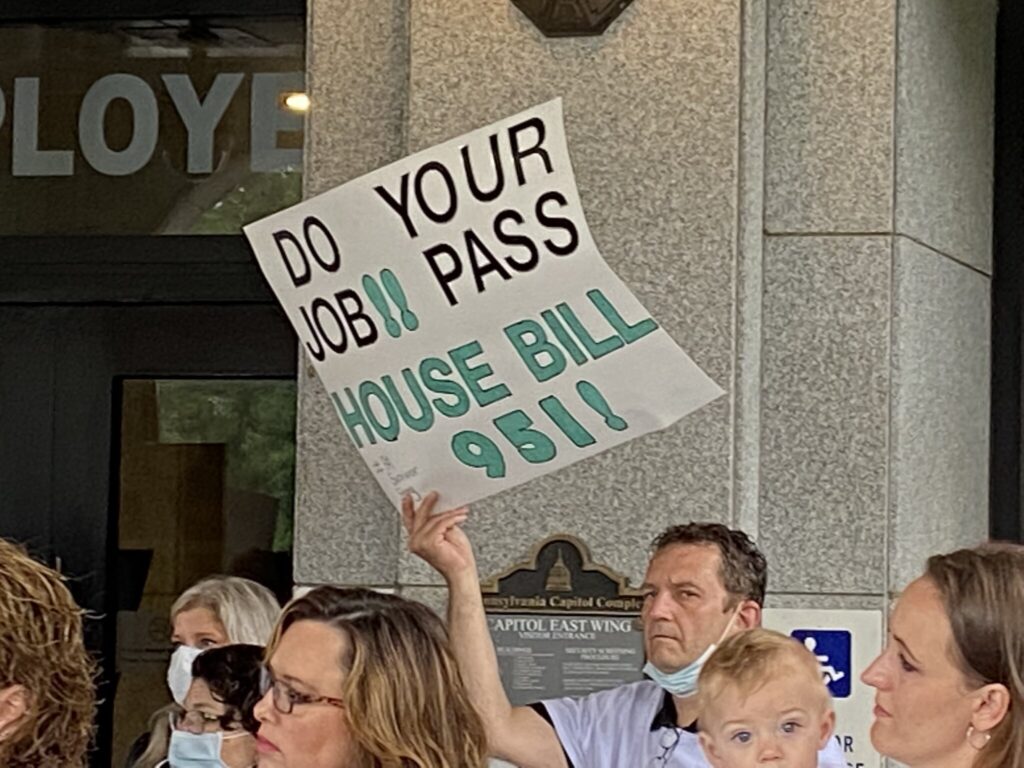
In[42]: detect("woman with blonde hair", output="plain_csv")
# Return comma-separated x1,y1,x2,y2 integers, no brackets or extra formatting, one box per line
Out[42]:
253,586,488,768
130,575,281,768
862,542,1023,768
0,538,96,767
166,576,283,702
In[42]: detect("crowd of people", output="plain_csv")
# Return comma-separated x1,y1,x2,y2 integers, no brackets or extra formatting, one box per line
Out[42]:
0,491,1021,768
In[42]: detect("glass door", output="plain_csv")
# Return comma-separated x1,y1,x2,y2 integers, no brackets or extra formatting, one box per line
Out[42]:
113,378,295,766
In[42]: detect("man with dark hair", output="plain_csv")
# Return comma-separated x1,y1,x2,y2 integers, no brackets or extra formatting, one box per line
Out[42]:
651,522,768,605
404,493,842,768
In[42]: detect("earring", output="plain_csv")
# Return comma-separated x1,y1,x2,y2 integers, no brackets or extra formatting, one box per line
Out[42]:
967,726,992,750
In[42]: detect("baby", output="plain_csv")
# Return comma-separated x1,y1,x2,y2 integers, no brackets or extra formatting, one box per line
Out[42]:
698,628,836,768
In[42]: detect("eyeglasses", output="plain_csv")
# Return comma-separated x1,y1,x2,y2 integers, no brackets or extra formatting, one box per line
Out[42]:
259,664,345,715
646,727,682,767
173,709,244,735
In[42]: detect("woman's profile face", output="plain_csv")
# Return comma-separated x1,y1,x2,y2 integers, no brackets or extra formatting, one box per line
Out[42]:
860,577,976,766
172,607,229,648
253,620,352,768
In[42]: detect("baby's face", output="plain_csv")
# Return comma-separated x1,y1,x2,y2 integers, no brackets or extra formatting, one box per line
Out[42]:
699,674,834,768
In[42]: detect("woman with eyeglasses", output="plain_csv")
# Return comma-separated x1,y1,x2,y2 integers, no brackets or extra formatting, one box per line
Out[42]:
253,586,488,768
161,644,264,768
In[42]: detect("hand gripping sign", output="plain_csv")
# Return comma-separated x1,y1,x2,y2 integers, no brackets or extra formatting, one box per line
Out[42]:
244,99,724,510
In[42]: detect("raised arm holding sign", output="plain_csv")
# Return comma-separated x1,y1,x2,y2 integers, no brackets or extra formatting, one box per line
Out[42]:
402,492,569,768
403,491,849,768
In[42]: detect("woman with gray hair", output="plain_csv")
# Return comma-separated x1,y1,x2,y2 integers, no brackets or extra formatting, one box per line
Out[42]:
128,575,281,768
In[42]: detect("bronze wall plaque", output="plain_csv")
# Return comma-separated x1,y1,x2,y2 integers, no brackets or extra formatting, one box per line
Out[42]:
511,0,635,38
482,535,645,703
481,534,645,613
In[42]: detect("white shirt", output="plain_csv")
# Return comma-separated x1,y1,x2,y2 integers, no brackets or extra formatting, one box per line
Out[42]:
538,680,847,768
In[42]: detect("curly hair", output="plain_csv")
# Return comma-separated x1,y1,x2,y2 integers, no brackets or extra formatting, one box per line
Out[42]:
652,522,767,607
267,587,488,768
0,538,96,767
191,644,264,734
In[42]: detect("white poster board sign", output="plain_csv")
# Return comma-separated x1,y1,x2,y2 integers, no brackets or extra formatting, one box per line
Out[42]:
244,99,722,509
764,608,883,768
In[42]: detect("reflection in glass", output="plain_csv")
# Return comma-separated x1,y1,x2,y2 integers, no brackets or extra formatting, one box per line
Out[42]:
113,378,296,767
0,18,305,235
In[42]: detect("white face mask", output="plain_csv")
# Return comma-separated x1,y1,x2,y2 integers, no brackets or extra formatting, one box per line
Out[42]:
642,606,741,698
167,645,203,705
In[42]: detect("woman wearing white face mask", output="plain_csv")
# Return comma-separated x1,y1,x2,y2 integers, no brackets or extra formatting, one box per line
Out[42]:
160,644,264,768
128,576,280,768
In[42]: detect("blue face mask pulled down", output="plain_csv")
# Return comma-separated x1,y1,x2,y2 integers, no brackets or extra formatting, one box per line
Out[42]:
167,730,234,768
642,642,717,698
642,608,741,698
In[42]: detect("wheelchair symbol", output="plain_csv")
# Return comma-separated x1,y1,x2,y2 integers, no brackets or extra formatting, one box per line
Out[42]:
803,636,846,685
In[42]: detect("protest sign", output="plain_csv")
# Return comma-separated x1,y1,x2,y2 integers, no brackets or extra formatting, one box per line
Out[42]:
243,98,723,509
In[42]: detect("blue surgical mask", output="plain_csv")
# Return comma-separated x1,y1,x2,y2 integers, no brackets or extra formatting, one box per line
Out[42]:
642,607,741,697
167,729,247,768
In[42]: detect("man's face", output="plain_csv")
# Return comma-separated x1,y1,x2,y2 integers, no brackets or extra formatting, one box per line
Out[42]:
640,543,738,672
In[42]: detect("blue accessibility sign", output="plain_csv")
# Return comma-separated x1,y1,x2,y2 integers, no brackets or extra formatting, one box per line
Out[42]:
790,629,852,698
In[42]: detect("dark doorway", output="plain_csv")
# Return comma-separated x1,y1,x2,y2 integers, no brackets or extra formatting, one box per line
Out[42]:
0,1,305,764
993,1,1024,543
0,239,297,766
112,376,296,764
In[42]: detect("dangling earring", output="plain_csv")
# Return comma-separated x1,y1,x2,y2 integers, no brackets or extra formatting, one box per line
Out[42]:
967,726,992,750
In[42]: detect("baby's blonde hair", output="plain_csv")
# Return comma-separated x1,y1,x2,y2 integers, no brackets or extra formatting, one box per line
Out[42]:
699,628,829,722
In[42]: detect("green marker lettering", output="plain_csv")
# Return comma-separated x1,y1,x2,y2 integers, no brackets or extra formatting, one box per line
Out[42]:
556,302,624,359
494,410,556,464
586,288,657,343
382,369,434,432
419,357,470,418
330,388,376,448
503,319,567,383
357,380,400,441
450,340,511,408
452,430,507,478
